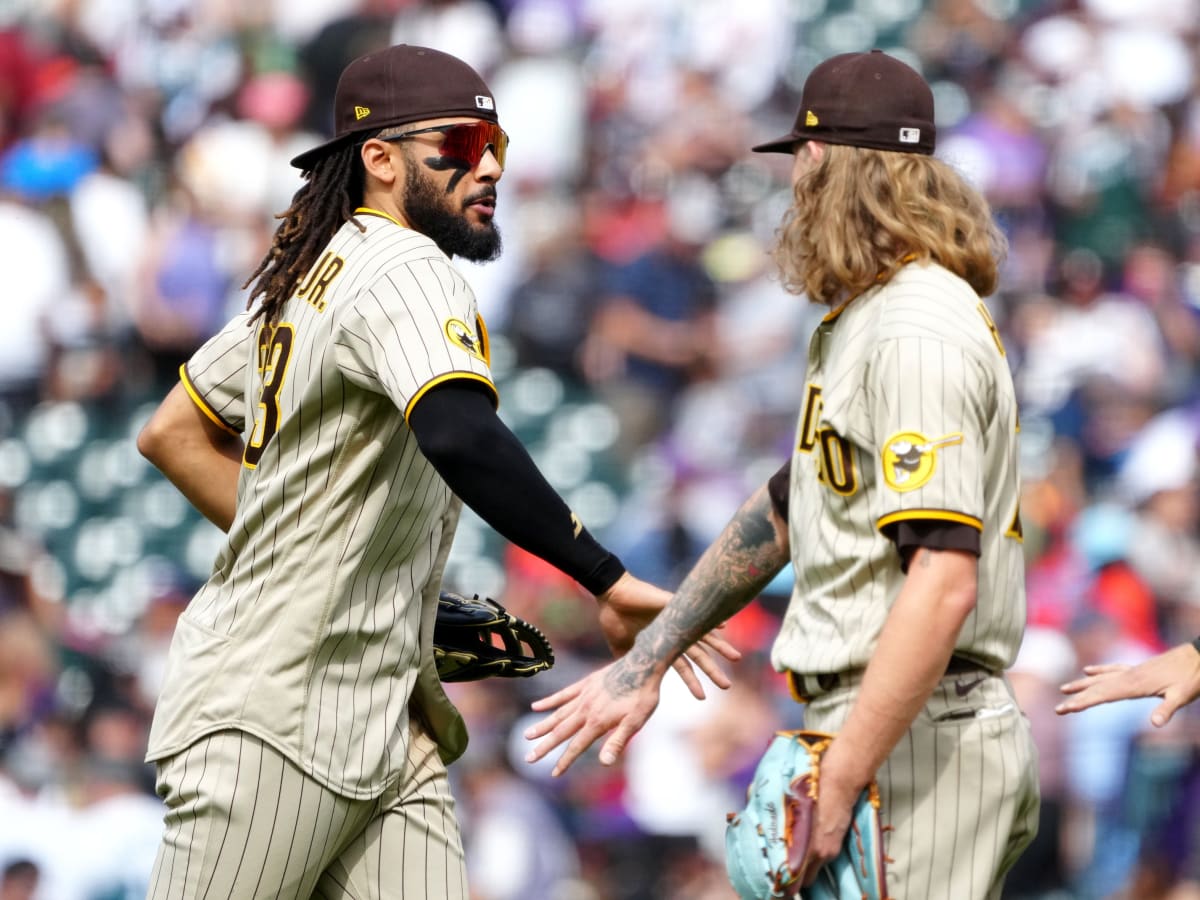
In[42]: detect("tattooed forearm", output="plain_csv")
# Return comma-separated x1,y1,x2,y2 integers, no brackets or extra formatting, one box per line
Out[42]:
627,483,789,673
606,651,652,694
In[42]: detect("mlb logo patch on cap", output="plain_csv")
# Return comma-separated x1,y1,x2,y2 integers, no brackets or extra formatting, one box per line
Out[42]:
475,95,494,110
899,127,921,144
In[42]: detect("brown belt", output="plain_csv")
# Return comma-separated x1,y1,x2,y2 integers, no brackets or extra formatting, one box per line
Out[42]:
787,653,991,703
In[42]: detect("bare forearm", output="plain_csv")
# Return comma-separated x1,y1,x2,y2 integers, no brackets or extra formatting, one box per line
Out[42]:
154,446,241,531
138,382,242,532
615,483,788,685
827,549,976,789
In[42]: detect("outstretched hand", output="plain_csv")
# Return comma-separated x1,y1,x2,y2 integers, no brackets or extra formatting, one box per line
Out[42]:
524,655,662,777
596,573,739,699
1057,641,1200,728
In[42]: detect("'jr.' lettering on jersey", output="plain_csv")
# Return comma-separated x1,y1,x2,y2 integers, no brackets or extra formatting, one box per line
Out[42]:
296,252,345,313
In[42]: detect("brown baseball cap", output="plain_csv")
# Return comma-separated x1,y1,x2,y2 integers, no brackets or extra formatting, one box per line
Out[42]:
752,50,935,156
290,44,500,170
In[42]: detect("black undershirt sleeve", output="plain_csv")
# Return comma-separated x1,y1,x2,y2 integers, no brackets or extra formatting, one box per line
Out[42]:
767,460,790,524
408,381,625,595
766,456,980,572
880,520,980,572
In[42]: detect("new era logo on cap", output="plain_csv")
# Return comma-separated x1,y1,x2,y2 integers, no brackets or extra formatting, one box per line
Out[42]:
475,95,494,110
898,127,921,144
355,105,371,121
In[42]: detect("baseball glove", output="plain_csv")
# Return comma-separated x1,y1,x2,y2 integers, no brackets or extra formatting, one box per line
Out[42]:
725,730,890,900
433,591,555,682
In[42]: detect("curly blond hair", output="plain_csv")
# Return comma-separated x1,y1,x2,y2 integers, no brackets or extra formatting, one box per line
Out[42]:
773,143,1006,305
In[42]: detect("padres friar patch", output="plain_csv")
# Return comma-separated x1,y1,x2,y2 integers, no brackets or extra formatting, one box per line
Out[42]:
881,431,963,492
445,317,486,362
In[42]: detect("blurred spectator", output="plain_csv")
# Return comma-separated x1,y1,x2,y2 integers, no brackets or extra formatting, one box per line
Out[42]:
0,610,55,758
1018,248,1166,425
0,742,161,899
619,672,742,876
0,859,38,900
390,0,505,77
1070,503,1164,656
68,151,149,325
581,191,720,460
0,191,71,420
1118,410,1200,626
129,169,243,388
0,113,97,204
637,67,755,180
230,72,321,212
1045,102,1169,270
704,231,815,424
0,29,38,152
487,24,587,190
1062,610,1158,900
458,737,585,900
503,196,605,381
1120,244,1200,404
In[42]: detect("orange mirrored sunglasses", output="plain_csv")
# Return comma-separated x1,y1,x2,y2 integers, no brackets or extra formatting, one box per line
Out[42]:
384,121,509,170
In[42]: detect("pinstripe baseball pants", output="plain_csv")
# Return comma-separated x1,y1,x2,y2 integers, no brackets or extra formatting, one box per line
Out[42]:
800,672,1041,900
146,721,467,899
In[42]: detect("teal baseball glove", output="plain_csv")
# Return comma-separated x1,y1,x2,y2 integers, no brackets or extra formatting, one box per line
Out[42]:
725,730,890,900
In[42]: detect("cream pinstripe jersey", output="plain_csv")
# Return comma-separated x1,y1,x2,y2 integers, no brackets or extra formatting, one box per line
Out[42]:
146,208,494,798
773,262,1024,677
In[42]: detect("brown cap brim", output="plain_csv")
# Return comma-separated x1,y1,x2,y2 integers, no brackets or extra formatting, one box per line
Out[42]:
290,132,360,171
751,132,802,154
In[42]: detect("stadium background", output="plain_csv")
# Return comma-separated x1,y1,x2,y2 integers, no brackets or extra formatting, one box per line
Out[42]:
1,0,1199,897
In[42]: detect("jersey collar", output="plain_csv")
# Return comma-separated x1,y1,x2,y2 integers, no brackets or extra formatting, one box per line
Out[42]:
354,206,408,229
821,254,921,324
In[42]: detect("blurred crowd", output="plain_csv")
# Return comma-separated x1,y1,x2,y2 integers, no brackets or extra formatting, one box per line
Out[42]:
1,0,1200,898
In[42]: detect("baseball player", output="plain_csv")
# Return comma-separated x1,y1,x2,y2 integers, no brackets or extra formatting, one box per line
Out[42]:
135,44,733,899
526,50,1040,899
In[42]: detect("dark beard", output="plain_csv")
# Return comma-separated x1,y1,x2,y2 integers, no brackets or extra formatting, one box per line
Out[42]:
402,157,502,262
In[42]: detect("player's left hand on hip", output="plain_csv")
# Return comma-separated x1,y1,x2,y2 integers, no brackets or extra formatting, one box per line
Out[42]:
523,658,661,777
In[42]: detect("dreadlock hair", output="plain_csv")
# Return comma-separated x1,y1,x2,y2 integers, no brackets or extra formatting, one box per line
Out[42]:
244,141,366,326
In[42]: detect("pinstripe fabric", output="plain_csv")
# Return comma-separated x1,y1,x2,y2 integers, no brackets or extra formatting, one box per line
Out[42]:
147,211,490,798
802,675,1039,900
315,718,467,900
147,722,466,899
774,262,1025,676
